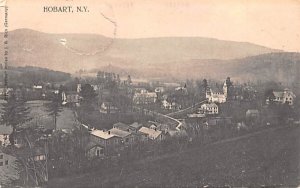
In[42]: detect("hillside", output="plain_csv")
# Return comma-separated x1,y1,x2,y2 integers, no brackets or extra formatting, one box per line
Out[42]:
176,52,300,82
49,126,300,187
0,29,279,73
0,66,71,87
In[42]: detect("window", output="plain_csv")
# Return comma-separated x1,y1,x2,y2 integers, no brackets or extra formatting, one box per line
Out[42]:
0,154,3,159
125,138,129,143
5,160,8,165
0,162,3,166
96,149,100,157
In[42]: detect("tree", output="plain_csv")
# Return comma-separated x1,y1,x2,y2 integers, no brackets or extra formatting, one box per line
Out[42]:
17,127,49,186
226,77,233,99
226,77,233,87
127,75,132,85
80,84,97,102
202,79,208,92
45,94,63,130
1,92,31,144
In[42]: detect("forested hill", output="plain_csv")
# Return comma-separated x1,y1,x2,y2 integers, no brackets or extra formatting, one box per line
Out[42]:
0,66,71,87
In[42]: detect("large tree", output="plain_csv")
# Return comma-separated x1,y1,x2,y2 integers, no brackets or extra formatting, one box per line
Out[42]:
1,91,31,144
45,93,63,130
80,84,97,102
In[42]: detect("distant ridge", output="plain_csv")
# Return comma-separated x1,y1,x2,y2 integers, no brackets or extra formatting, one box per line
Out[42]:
0,29,280,74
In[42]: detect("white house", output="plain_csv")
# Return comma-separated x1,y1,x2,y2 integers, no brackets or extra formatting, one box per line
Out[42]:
133,90,157,104
161,99,181,110
200,103,219,115
269,88,296,105
0,125,13,147
99,102,119,114
61,91,80,106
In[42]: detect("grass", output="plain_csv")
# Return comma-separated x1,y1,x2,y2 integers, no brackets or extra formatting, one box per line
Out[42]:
48,125,300,187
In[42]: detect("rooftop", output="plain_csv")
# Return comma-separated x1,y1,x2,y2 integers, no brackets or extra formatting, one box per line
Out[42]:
139,127,162,140
113,122,129,131
129,122,142,129
109,128,131,138
91,130,116,140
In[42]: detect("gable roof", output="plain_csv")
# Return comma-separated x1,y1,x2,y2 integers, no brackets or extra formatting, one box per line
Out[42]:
113,122,129,131
138,127,162,140
109,128,131,138
85,141,104,151
129,122,142,130
273,91,284,98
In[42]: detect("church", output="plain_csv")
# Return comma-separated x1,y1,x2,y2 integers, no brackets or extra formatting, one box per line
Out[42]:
205,81,228,103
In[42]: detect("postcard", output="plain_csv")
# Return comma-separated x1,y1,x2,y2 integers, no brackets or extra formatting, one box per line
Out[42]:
0,0,299,187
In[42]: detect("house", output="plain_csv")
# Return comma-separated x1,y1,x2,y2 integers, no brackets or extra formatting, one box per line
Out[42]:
161,99,181,110
138,127,165,141
175,86,188,95
0,150,18,186
109,128,135,145
61,91,80,106
246,109,260,119
91,129,120,148
0,88,13,98
134,88,148,94
32,85,43,90
133,91,157,104
200,103,219,115
85,141,105,159
155,87,165,93
128,122,143,132
267,88,296,105
99,102,119,114
113,122,130,131
0,125,13,147
31,147,47,162
206,82,227,103
90,129,120,149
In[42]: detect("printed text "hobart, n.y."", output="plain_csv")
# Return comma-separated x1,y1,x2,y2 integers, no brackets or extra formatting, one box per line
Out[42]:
43,6,89,13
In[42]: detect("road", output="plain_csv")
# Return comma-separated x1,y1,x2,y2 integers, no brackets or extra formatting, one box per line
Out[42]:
166,99,207,118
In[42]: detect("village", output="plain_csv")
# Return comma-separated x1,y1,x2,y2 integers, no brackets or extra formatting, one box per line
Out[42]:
0,70,299,187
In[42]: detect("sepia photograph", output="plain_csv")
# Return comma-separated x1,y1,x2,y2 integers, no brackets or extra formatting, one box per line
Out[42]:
0,0,300,187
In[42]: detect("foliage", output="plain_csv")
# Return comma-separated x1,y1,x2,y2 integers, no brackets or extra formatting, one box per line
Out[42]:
45,94,63,129
1,92,31,131
80,84,97,102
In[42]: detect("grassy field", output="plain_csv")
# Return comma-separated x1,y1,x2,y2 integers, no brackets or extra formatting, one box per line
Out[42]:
48,125,300,187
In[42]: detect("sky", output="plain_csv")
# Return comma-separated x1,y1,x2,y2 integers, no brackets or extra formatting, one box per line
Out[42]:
2,0,300,52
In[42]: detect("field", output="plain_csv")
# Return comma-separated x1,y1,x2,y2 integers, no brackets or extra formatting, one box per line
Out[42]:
48,125,300,187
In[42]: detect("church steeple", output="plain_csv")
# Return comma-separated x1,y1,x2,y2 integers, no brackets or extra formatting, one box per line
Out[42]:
223,81,228,98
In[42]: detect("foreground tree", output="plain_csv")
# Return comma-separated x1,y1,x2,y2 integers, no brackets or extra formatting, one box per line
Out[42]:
45,93,63,130
1,92,31,144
